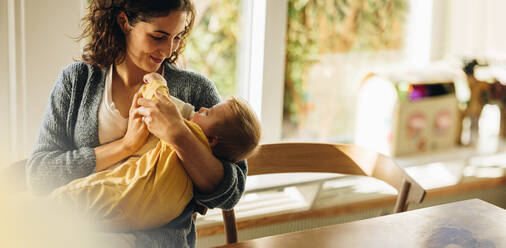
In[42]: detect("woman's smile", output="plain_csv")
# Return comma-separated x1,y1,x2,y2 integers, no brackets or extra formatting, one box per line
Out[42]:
150,55,163,64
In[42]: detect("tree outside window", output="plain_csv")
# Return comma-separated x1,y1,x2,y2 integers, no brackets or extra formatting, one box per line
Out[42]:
283,0,407,141
186,0,240,98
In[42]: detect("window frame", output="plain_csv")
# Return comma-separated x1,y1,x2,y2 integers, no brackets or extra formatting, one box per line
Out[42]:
243,0,440,144
239,0,287,143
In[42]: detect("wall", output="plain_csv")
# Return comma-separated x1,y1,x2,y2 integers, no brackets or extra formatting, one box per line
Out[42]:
4,0,83,164
443,0,506,58
0,0,10,166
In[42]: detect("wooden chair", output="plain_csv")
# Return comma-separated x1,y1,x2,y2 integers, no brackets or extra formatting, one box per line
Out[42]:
219,142,426,244
3,143,426,245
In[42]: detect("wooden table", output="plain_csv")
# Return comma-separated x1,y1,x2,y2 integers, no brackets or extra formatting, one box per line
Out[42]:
215,199,506,248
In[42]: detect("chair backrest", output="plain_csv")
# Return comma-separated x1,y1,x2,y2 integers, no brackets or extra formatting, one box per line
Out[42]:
220,143,426,244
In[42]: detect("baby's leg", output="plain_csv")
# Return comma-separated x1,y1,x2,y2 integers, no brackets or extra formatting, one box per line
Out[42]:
50,158,139,229
50,141,193,231
114,141,194,230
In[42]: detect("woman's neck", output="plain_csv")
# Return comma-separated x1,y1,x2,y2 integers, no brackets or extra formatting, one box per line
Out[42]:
114,59,146,89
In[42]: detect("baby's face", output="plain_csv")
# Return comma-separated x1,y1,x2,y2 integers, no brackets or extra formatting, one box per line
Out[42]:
191,101,233,136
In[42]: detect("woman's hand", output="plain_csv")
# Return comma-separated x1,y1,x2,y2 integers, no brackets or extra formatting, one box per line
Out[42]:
120,91,150,153
137,92,224,192
136,91,187,144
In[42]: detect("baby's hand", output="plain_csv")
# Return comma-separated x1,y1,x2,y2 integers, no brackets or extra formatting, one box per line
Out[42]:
143,72,166,84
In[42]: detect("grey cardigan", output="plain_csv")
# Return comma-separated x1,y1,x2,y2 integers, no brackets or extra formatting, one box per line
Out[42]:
27,62,247,247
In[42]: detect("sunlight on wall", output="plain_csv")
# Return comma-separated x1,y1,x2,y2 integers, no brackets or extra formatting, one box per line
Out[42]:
404,0,433,65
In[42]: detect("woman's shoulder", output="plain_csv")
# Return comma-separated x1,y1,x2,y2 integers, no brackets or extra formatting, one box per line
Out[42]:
163,62,214,87
60,61,103,78
56,61,106,91
163,62,221,107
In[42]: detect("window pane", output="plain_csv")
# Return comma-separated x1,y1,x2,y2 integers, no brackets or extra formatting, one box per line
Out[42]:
185,0,240,98
282,0,408,142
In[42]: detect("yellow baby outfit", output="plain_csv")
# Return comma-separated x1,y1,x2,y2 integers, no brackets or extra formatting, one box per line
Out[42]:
50,80,208,231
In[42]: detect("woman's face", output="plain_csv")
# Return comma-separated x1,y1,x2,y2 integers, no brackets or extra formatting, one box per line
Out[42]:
124,11,187,72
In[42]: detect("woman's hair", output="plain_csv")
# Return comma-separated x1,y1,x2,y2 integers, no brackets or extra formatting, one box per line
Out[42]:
78,0,195,68
211,97,262,163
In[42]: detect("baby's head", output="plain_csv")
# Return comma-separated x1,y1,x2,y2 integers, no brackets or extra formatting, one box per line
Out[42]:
191,97,261,162
143,72,261,162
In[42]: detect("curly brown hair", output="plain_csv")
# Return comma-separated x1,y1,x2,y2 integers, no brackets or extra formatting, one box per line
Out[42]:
77,0,195,68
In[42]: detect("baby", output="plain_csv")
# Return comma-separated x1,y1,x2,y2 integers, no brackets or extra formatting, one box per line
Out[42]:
50,73,261,231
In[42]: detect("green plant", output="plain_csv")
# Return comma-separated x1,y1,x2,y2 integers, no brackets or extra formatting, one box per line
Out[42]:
284,0,407,124
186,0,239,97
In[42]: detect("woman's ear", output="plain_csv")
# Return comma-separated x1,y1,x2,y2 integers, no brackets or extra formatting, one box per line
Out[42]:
116,12,131,34
208,136,218,147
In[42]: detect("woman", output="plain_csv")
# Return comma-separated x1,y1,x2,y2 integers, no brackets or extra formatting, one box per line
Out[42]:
27,0,246,247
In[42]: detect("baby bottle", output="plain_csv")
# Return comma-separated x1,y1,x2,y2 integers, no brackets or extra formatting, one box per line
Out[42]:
169,96,195,120
141,75,195,120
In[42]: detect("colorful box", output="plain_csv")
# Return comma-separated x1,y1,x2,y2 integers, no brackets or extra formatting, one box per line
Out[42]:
355,67,460,157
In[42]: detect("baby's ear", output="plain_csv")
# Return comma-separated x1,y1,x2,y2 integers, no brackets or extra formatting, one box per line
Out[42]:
208,136,218,147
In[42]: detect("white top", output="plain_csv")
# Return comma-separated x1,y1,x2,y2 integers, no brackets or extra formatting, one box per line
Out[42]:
98,65,128,145
97,66,194,146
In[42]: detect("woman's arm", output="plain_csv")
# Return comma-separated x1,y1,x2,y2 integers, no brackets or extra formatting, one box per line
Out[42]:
148,66,247,208
137,93,223,192
27,65,97,195
94,91,149,172
170,125,224,192
137,92,247,209
27,63,149,194
93,139,134,172
171,128,247,209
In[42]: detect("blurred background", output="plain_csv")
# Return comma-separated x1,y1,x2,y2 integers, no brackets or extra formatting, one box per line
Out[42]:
2,0,506,165
1,1,506,246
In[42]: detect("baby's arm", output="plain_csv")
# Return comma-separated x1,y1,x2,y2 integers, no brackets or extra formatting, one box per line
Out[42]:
140,73,231,192
143,73,195,120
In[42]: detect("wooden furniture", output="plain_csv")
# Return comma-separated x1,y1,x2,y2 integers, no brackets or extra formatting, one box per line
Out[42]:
4,143,426,245
220,143,426,244
215,199,506,248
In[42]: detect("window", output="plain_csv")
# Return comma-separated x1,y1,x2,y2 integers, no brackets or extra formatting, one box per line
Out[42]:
185,0,241,98
282,0,409,142
186,0,287,143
